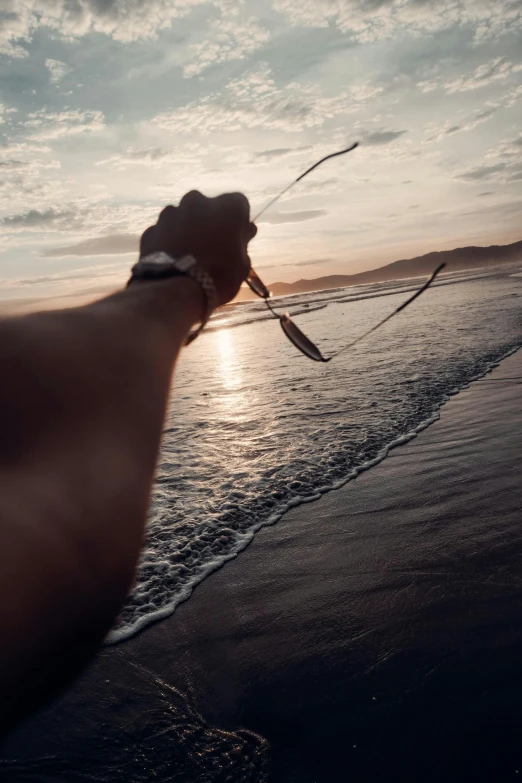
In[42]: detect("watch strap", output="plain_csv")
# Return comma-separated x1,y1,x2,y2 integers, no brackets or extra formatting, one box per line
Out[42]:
129,252,217,344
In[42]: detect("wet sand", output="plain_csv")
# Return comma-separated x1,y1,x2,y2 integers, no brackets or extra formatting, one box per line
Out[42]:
2,350,522,782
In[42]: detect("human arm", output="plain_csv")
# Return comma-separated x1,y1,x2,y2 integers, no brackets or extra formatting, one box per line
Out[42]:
0,191,256,733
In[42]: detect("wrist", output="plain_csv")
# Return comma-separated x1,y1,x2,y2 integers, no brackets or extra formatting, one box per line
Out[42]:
129,252,217,344
125,275,206,336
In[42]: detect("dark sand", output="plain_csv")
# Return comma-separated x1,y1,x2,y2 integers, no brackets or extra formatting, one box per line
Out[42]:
2,351,522,782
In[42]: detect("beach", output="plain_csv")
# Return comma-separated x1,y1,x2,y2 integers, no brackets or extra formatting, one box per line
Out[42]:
1,2,521,779
2,348,521,781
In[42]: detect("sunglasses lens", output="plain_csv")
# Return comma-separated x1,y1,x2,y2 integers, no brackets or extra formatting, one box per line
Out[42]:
280,315,330,362
246,269,270,298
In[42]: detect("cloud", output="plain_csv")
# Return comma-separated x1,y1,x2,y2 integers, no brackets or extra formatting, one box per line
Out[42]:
0,105,10,124
272,0,522,43
97,144,211,172
258,210,328,224
0,1,271,78
2,207,74,228
506,168,522,182
294,258,331,266
23,109,105,141
1,0,521,60
0,142,64,213
447,129,522,184
424,108,498,143
419,57,522,94
362,130,408,146
477,192,494,196
455,163,506,181
297,177,340,195
42,234,138,257
154,63,356,136
46,58,71,84
0,141,52,158
254,146,312,160
262,258,332,269
0,264,121,289
348,83,384,102
0,0,217,57
489,133,522,160
183,16,270,77
0,160,28,171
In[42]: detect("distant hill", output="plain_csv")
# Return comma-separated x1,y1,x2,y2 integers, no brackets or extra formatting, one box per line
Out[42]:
259,239,522,298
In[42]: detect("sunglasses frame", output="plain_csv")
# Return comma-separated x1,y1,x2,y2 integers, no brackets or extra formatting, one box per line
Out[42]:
244,143,445,362
245,262,447,363
246,270,330,362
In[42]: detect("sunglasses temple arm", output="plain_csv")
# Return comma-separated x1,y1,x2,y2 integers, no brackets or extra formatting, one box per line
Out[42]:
331,263,446,358
252,181,298,223
265,296,282,319
294,142,359,184
394,263,446,313
252,142,359,223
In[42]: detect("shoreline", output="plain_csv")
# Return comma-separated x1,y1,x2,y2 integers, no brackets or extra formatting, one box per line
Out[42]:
108,341,522,645
2,348,522,782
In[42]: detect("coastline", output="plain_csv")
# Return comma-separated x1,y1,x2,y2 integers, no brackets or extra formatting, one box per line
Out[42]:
2,349,522,782
107,339,522,646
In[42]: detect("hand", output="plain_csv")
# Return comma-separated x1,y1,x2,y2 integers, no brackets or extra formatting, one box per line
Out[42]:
139,191,257,307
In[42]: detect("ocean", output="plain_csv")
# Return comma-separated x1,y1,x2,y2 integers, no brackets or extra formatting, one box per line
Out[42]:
107,265,522,644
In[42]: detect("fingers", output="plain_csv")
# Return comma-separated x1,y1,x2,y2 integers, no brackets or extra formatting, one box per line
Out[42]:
178,190,256,250
171,190,253,233
213,192,251,224
157,204,178,223
139,225,157,258
178,190,209,215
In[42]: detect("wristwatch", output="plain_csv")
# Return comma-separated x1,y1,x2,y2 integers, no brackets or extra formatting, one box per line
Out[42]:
128,251,217,344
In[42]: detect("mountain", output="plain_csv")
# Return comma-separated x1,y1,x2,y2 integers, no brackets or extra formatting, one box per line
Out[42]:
258,239,522,298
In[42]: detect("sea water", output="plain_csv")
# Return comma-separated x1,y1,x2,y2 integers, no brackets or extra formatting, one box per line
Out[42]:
107,266,522,643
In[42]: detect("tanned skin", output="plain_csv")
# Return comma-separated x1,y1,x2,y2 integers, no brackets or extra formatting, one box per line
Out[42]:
0,191,257,735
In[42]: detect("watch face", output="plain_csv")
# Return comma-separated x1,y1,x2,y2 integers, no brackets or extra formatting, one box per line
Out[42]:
175,255,195,273
146,252,172,267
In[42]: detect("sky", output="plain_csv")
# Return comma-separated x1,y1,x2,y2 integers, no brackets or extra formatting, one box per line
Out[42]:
0,0,521,311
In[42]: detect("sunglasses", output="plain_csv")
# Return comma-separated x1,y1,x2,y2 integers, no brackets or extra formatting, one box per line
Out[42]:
246,143,445,362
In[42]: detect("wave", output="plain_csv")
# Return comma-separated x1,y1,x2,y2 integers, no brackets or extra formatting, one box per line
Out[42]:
209,266,522,333
106,340,522,644
206,303,328,332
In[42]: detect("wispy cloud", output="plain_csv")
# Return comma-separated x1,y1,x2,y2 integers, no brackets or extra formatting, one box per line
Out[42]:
0,263,123,290
2,208,74,228
456,132,522,182
23,109,105,141
259,210,328,224
455,163,506,181
42,234,138,258
254,146,312,160
46,59,71,84
424,109,498,143
261,258,332,269
0,0,219,56
362,130,408,146
419,57,522,93
183,16,270,77
273,0,522,42
153,63,375,135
